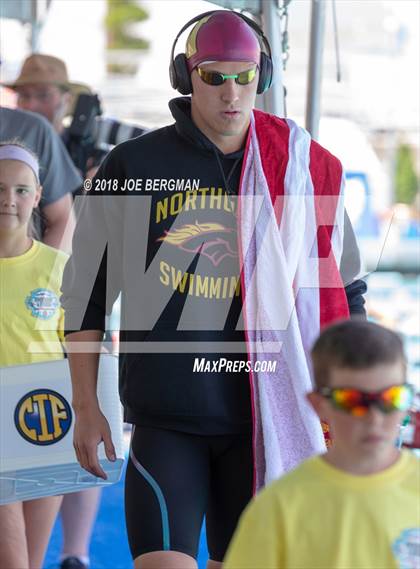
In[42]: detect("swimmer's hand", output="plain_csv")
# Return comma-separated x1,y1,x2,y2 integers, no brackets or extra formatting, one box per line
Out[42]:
73,404,116,480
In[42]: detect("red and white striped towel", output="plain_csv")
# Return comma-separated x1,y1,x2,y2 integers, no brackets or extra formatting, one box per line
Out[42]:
238,111,349,491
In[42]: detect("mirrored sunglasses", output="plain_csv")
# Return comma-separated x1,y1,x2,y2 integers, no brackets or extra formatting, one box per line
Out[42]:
197,66,257,86
318,383,415,417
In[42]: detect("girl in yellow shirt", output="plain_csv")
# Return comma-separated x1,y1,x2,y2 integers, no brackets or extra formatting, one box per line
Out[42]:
0,142,67,569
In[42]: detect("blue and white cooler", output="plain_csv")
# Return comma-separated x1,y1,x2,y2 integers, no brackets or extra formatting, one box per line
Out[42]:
0,354,124,505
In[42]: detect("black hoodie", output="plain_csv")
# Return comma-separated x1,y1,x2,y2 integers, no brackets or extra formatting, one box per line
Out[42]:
62,97,366,434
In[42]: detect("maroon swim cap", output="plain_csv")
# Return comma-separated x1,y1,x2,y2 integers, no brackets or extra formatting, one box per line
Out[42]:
186,11,261,72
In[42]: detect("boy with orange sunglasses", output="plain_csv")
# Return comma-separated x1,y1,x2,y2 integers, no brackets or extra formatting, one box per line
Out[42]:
224,320,419,569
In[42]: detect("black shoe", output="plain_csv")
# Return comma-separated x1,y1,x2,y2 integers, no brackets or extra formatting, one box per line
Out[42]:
60,557,88,569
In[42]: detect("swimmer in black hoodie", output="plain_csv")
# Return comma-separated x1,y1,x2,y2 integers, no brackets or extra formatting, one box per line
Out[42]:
62,10,367,569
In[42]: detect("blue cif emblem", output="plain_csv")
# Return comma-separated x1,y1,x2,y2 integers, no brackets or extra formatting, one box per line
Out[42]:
393,528,420,569
14,389,72,445
25,288,59,320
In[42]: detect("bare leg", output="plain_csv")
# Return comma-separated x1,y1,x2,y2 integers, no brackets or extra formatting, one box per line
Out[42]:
60,487,102,559
0,502,29,569
206,560,222,569
24,495,63,569
134,551,197,569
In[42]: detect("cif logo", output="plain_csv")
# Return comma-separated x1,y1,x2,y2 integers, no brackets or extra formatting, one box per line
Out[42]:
14,389,72,445
25,288,59,320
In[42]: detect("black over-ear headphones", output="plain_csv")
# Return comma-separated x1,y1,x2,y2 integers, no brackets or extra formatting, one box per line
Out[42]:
169,10,273,96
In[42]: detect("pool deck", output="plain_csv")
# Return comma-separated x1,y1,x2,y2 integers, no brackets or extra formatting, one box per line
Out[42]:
44,458,209,569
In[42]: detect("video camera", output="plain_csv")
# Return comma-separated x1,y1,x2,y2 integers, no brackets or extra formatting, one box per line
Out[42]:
66,93,146,176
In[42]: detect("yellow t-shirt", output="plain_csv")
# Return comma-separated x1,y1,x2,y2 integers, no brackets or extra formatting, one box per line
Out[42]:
224,451,420,569
0,240,68,366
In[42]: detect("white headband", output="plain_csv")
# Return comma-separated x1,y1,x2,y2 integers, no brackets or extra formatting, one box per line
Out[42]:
0,145,40,183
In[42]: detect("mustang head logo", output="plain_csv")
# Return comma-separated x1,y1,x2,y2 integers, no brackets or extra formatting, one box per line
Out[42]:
157,221,238,267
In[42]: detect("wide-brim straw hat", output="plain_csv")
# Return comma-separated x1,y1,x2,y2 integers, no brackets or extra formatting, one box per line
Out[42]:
2,53,89,94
